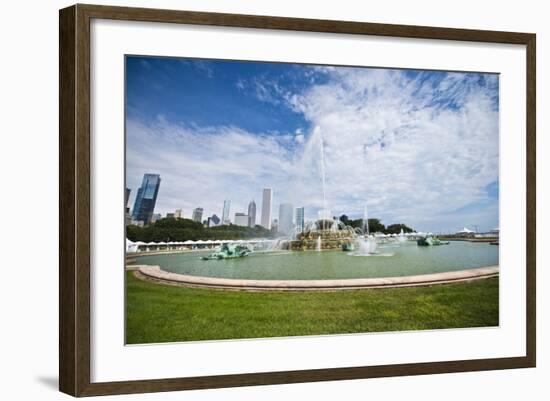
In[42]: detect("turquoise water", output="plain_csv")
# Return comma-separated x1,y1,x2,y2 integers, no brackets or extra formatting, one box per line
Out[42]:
134,241,498,280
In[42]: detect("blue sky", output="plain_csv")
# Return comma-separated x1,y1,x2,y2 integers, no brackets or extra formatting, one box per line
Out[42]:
126,56,499,233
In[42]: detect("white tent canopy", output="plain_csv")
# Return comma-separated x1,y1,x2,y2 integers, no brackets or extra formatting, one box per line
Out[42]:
126,238,139,253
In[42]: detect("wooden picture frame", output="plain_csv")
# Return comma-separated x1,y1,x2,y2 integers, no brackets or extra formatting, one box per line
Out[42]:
59,3,536,397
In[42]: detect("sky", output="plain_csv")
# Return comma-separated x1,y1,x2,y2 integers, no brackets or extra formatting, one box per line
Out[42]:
125,56,499,233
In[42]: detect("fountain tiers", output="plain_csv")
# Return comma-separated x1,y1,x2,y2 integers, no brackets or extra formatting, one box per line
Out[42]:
282,230,356,251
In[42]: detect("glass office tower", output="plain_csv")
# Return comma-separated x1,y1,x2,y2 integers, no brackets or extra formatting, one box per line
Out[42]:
131,173,161,225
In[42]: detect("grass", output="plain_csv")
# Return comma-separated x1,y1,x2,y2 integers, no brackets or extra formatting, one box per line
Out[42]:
125,272,499,344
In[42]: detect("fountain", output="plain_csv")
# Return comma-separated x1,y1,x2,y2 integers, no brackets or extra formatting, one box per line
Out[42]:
201,243,252,260
272,214,382,253
363,205,370,236
356,235,378,255
353,205,378,255
278,217,356,251
417,235,450,246
271,126,380,254
201,126,386,257
398,228,407,243
136,125,499,287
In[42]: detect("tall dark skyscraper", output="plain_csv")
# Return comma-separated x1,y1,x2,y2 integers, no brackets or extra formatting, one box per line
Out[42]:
247,200,256,227
131,174,161,225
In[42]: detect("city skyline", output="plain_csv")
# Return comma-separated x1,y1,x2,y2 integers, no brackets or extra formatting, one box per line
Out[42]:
127,176,495,234
126,57,499,232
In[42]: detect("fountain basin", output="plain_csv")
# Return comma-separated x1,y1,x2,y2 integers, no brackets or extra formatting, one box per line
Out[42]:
137,264,499,291
133,241,498,281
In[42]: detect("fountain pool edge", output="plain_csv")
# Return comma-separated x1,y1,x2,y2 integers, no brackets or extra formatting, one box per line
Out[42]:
135,265,499,291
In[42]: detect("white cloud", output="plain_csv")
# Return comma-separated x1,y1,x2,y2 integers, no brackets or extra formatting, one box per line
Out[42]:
287,68,499,231
127,68,499,232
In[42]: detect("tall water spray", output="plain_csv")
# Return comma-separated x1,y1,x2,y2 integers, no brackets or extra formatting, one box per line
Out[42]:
363,205,370,236
356,204,377,254
317,126,328,231
303,126,378,255
357,235,377,255
398,228,407,242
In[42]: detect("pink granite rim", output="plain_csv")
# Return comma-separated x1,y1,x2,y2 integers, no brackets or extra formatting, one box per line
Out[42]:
135,265,499,291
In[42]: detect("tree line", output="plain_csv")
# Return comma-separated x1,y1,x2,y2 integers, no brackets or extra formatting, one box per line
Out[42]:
338,215,414,235
126,218,275,243
127,216,415,242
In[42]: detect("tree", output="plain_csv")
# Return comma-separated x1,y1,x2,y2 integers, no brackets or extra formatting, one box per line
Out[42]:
346,218,363,229
367,218,385,233
339,214,349,225
385,223,415,234
154,218,202,230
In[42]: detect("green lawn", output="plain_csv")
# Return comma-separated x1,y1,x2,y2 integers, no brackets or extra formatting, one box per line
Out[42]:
126,271,499,344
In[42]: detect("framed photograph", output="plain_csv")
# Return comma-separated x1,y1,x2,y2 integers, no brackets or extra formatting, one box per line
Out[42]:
59,4,536,397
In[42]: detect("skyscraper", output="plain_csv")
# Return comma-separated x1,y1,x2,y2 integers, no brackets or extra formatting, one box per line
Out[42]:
295,207,305,233
131,174,161,225
124,188,131,225
192,207,204,222
234,212,249,227
174,209,183,219
261,188,273,229
247,200,256,227
222,200,231,225
209,214,221,227
124,188,131,210
279,203,294,234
